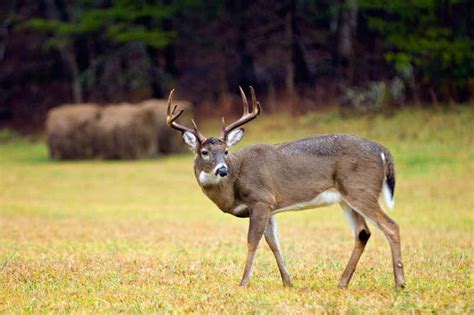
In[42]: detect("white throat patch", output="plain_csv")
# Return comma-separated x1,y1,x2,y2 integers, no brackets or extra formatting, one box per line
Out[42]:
198,163,227,186
199,171,223,186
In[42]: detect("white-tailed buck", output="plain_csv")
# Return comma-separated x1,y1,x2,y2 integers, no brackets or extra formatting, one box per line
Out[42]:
166,87,405,288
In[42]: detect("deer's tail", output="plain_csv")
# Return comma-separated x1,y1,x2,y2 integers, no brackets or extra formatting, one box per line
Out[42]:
381,150,395,209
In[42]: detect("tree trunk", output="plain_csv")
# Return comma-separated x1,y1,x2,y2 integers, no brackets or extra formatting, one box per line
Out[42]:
43,0,82,103
285,9,295,99
0,0,18,63
236,0,257,88
285,0,311,103
163,0,178,77
290,0,311,86
336,0,358,87
146,46,163,98
63,47,82,103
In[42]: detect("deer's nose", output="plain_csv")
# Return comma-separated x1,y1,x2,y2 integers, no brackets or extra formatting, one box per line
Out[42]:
215,166,228,177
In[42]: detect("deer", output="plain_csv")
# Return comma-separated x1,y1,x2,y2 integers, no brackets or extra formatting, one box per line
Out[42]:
166,87,405,289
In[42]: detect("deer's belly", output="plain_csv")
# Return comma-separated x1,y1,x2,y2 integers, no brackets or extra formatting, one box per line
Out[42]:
272,190,342,214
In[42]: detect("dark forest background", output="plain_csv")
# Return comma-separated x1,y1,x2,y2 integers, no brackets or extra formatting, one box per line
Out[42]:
1,0,473,132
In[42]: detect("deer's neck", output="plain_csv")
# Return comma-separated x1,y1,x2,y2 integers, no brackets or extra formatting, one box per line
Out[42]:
194,155,241,214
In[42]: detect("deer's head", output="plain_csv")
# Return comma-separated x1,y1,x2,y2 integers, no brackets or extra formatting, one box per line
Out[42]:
166,87,261,184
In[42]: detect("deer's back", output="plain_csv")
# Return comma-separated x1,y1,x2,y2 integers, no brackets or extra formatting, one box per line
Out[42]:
235,134,388,208
275,134,384,157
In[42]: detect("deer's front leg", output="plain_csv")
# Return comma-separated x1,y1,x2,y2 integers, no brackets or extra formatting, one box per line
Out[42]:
239,202,271,286
264,215,292,287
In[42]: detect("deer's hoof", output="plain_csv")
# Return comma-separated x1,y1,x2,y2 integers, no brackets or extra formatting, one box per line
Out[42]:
239,279,250,287
395,282,406,289
338,281,349,289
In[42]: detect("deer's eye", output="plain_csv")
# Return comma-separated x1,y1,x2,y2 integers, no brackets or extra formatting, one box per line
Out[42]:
224,150,228,155
201,150,209,156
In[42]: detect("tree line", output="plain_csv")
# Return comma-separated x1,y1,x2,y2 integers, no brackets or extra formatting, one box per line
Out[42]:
0,0,472,130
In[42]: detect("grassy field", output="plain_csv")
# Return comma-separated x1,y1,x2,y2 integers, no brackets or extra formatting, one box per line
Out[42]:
1,107,473,313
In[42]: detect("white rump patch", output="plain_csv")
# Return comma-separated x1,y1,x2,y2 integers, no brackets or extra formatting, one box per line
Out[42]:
273,190,342,214
381,152,386,162
382,181,395,209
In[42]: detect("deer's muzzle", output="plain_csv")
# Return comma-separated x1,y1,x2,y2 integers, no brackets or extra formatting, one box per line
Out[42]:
215,165,228,177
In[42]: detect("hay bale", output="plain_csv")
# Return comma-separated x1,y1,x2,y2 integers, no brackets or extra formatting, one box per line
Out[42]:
96,104,157,159
46,104,101,160
140,99,193,154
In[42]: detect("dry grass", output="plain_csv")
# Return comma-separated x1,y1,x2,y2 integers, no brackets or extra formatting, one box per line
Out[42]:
1,107,473,313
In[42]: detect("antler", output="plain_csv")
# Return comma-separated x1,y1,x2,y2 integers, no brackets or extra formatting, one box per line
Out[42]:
220,86,261,140
167,89,206,142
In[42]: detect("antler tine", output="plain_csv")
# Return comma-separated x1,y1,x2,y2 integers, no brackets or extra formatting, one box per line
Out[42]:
167,90,184,123
191,119,198,130
220,86,262,140
250,86,261,115
191,119,206,142
167,89,175,116
166,89,206,142
239,86,250,114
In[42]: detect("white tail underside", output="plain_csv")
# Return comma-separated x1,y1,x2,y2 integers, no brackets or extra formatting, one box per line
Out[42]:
380,152,394,210
382,181,395,209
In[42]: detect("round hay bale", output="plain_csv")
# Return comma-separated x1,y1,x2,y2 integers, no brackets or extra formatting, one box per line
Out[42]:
46,104,101,160
96,104,157,159
140,99,193,154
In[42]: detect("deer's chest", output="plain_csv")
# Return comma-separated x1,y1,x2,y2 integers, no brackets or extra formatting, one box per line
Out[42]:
200,184,248,217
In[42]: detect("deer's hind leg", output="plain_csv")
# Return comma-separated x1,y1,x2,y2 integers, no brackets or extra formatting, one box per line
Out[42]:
338,202,371,288
342,193,405,288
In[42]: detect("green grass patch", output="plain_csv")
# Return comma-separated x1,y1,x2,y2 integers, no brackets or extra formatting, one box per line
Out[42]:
1,107,473,312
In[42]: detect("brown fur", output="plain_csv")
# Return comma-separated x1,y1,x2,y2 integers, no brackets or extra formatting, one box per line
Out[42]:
196,135,388,216
186,133,405,289
168,88,405,289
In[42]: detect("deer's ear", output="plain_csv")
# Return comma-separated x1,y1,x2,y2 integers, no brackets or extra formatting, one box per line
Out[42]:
182,131,199,151
226,128,244,147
